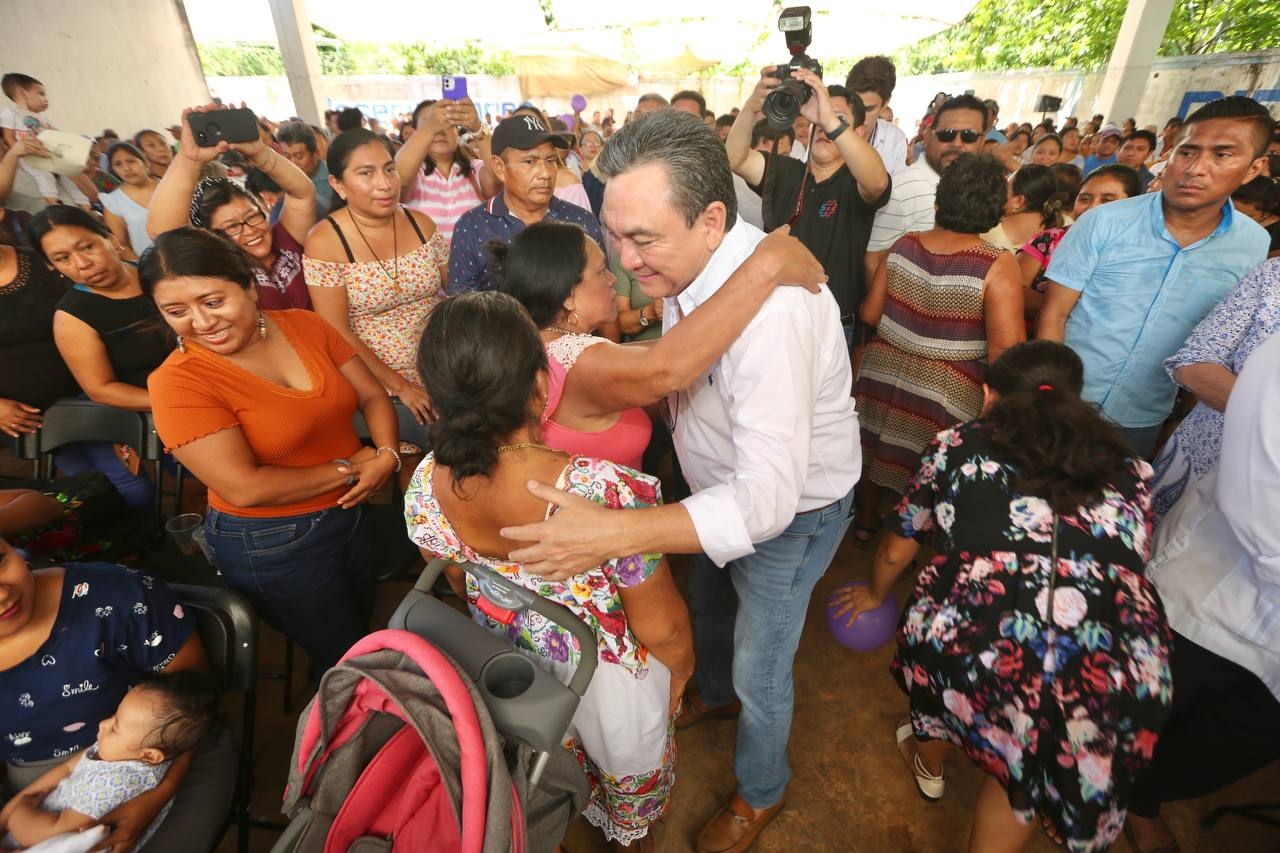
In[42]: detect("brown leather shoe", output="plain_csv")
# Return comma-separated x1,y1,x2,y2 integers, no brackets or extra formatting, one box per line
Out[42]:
673,689,742,729
695,792,785,853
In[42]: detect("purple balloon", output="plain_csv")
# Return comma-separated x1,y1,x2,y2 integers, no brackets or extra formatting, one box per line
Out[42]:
558,113,574,128
826,581,899,652
571,94,587,112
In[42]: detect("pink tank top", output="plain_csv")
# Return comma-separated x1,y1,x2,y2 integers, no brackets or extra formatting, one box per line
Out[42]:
542,334,652,472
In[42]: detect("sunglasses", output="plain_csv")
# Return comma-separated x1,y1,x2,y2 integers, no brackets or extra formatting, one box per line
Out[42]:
934,128,982,144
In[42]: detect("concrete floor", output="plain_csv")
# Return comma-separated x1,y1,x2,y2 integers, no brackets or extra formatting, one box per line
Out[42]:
215,535,1280,853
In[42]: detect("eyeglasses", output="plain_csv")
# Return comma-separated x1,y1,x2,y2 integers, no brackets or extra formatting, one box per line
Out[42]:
934,128,982,144
216,210,266,238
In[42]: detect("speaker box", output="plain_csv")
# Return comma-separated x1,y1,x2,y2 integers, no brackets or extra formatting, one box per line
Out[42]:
1036,95,1063,113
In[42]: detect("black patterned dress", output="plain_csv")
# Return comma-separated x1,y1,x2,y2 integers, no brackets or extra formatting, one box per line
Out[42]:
891,422,1173,852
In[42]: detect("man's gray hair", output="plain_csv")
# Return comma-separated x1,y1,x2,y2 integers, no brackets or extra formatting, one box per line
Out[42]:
276,121,318,154
596,109,737,227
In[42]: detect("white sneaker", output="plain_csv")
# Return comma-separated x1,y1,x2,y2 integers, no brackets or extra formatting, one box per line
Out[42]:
896,719,945,801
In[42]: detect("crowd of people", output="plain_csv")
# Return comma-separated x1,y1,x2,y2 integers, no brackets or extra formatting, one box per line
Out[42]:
1,53,1278,853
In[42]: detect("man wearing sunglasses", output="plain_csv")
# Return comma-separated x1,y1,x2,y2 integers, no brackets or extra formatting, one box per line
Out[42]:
863,94,988,282
726,66,891,353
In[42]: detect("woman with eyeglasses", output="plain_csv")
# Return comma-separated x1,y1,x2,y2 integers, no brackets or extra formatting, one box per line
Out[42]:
145,104,318,310
854,153,1025,543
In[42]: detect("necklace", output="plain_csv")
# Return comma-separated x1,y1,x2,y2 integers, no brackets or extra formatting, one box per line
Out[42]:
349,210,399,285
544,326,583,336
498,441,555,453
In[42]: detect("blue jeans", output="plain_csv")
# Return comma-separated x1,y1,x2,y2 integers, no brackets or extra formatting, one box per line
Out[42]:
54,442,154,509
1122,424,1163,459
689,489,855,808
206,505,374,683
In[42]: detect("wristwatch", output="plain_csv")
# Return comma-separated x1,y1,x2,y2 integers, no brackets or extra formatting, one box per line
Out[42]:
825,117,850,141
638,308,651,328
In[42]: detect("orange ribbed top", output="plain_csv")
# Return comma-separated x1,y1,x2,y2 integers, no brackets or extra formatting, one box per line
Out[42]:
148,309,365,518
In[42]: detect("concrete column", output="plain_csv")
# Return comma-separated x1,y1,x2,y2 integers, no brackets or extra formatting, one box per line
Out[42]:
1093,0,1176,124
267,0,326,125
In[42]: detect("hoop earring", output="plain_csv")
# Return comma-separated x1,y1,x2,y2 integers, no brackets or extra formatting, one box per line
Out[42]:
258,312,268,340
570,310,579,328
175,335,186,354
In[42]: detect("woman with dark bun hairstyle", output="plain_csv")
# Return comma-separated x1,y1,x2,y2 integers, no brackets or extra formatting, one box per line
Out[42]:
836,340,1173,853
405,292,693,851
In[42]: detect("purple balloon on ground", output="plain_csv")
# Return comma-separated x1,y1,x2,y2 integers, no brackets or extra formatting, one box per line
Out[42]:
826,581,899,652
571,94,587,112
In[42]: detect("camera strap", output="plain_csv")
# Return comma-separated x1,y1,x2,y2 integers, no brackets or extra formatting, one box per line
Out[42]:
761,123,817,232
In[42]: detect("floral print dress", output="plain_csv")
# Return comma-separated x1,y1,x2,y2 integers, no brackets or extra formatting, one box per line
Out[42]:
891,423,1173,852
404,454,675,845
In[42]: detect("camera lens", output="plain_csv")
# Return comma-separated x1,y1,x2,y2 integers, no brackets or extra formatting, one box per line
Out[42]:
762,79,805,132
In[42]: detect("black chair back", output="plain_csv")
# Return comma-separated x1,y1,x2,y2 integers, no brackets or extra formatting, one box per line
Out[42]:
20,399,149,479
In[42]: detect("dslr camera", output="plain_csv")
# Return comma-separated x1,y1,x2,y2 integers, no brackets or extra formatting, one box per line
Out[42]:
762,6,823,131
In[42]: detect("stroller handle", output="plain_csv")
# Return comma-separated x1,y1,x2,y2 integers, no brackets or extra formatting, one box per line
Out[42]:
418,558,600,698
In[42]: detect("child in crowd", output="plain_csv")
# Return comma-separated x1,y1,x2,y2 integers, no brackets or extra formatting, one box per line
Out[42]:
0,73,91,210
0,671,223,851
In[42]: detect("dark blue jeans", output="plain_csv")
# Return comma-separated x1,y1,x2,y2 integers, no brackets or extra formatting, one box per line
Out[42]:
206,505,374,683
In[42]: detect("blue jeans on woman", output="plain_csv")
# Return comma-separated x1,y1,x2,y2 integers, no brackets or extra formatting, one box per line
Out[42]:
205,505,374,683
54,442,154,509
689,489,855,809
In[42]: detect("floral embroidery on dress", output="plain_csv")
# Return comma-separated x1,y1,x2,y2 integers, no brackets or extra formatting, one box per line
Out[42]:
546,332,606,372
891,422,1172,853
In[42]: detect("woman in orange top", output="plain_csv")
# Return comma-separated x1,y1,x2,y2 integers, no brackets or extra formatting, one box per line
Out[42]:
142,227,398,681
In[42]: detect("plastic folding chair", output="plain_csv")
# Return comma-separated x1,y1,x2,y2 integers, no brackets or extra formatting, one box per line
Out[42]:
20,398,149,482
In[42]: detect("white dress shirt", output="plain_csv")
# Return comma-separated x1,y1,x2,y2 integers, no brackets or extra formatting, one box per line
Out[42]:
869,118,909,177
865,155,940,252
664,217,861,567
1146,329,1280,701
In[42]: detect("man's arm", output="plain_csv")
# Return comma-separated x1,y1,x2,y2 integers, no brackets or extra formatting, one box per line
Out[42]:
725,69,777,188
1036,282,1081,342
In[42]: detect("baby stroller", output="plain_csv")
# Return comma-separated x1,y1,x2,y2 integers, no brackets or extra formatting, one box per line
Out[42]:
270,559,597,852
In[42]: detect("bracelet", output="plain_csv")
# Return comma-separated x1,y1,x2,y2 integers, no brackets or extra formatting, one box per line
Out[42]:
332,458,357,486
375,446,403,473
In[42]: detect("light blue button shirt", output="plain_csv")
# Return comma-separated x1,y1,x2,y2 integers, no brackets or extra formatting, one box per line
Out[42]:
1046,192,1268,427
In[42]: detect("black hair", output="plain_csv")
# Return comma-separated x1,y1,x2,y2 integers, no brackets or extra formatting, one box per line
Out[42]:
29,206,113,267
327,128,395,182
934,153,1007,234
1124,130,1158,155
275,120,318,154
1183,95,1275,158
1033,133,1063,154
1011,164,1068,229
337,107,365,132
845,56,896,102
490,222,590,329
752,120,796,148
983,340,1134,515
1232,175,1280,214
132,129,167,148
1051,162,1083,205
1009,130,1031,149
416,292,548,485
105,141,148,173
1,73,40,99
409,99,476,179
671,90,708,115
715,114,735,130
138,226,256,294
935,94,989,129
219,150,250,171
826,84,866,129
134,670,225,756
1082,163,1143,199
189,177,266,231
245,168,281,196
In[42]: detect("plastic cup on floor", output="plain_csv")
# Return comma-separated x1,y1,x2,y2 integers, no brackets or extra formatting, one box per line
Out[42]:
165,513,204,557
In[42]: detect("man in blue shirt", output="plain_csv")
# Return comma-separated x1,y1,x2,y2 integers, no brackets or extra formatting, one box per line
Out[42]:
275,121,333,217
1039,96,1272,456
447,114,603,293
1082,123,1122,174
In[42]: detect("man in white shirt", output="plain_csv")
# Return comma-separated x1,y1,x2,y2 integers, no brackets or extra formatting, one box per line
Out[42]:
1128,328,1280,852
502,109,859,853
846,55,909,176
863,94,988,282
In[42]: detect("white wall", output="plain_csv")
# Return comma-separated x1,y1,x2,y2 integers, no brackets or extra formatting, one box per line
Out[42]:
0,0,210,138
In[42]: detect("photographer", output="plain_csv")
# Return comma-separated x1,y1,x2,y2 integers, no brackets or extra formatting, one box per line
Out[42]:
727,66,890,352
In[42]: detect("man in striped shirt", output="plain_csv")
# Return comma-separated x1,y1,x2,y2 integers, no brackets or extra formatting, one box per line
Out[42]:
862,94,987,284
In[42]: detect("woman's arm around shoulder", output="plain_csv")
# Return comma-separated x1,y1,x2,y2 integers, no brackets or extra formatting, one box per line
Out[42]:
983,251,1026,363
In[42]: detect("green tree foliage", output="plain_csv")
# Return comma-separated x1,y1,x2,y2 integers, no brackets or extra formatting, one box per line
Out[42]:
897,0,1280,74
198,38,514,77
